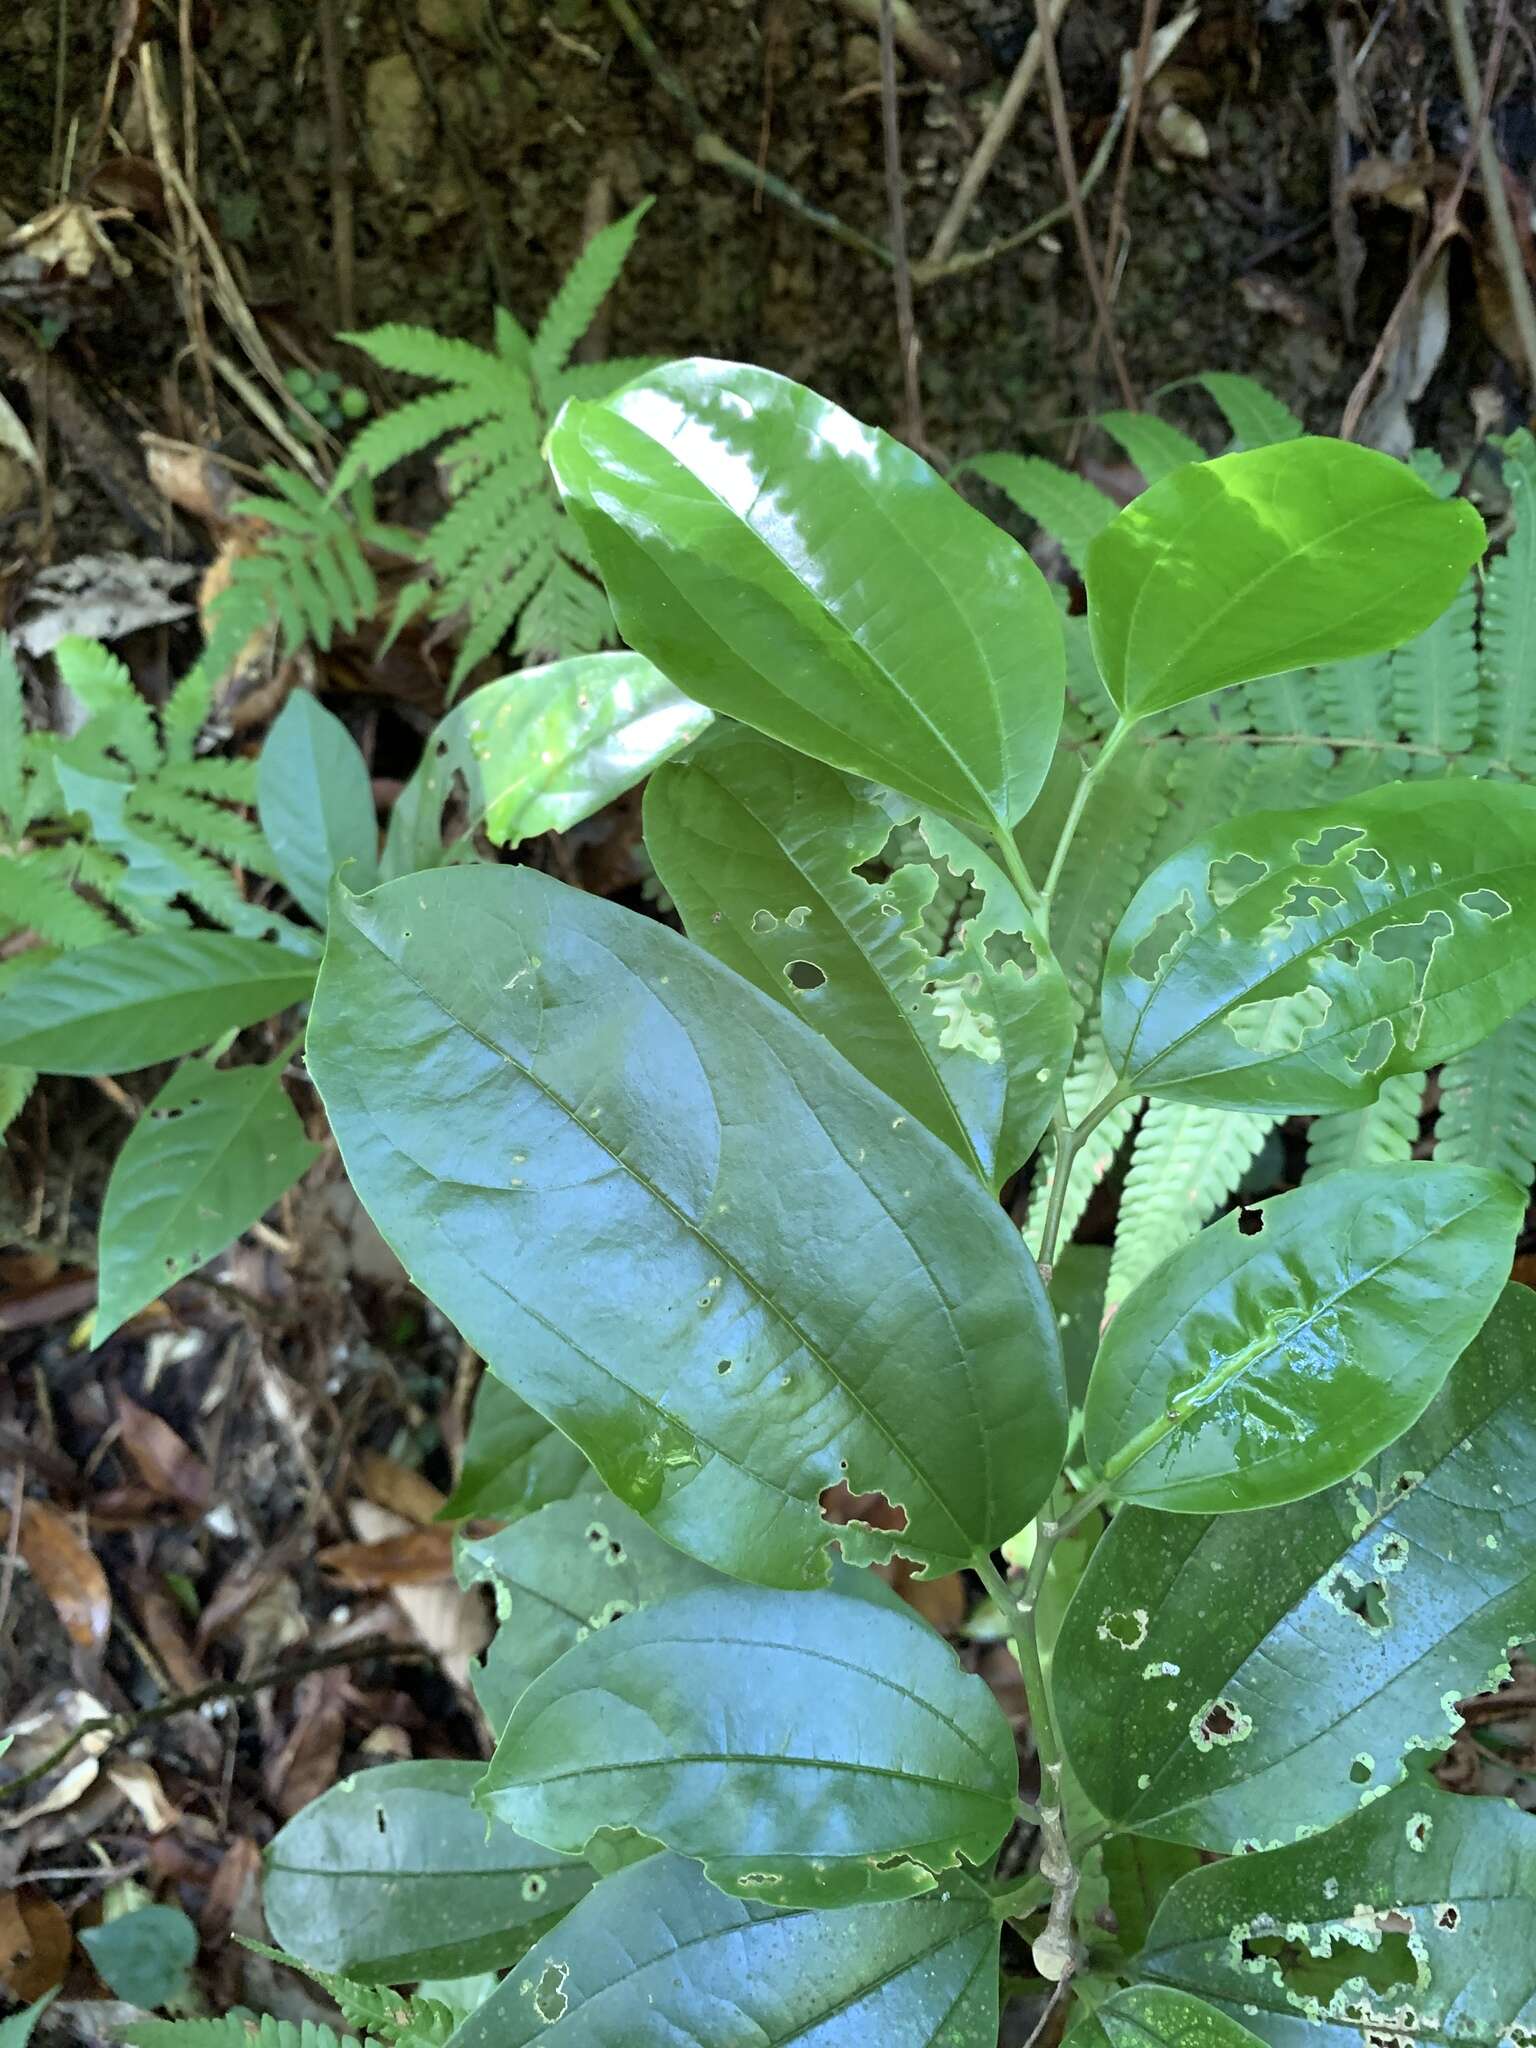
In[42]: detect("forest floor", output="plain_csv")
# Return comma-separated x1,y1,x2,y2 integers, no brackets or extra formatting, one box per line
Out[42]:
3,0,1536,2037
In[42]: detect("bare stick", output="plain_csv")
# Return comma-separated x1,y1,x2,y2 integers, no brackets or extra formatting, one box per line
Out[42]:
923,0,1071,270
1084,0,1159,384
828,0,963,83
1032,0,1136,409
879,0,925,446
319,0,357,329
1442,0,1536,396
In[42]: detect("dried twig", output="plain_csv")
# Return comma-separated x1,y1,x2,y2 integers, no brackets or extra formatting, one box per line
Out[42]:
827,0,963,83
879,0,925,446
319,0,357,329
1090,0,1159,359
1442,0,1536,395
923,0,1071,271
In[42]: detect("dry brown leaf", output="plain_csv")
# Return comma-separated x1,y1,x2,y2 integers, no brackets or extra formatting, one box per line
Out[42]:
893,1568,968,1633
345,1502,489,1689
319,1525,456,1588
134,1583,208,1695
142,439,238,524
106,1760,180,1835
354,1450,447,1526
0,1888,72,2001
0,1691,114,1831
18,1499,111,1651
200,1837,261,1947
264,1670,348,1819
115,1394,211,1514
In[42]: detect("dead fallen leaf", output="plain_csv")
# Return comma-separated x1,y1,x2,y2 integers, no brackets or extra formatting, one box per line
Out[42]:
0,1889,71,2001
106,1759,180,1835
18,1499,111,1651
200,1838,261,1947
115,1395,210,1515
0,1690,115,1831
354,1450,447,1526
264,1670,348,1818
142,437,239,524
344,1502,489,1689
893,1568,968,1633
320,1523,456,1589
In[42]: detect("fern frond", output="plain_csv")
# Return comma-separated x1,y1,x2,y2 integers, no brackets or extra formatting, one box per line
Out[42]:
1097,410,1203,483
1305,1072,1424,1181
120,2017,363,2048
1238,667,1334,736
425,465,545,589
0,848,121,946
335,383,530,494
962,453,1116,574
1390,571,1479,753
1024,1030,1140,1259
557,354,665,403
342,321,512,385
1048,738,1171,1014
1190,371,1303,447
158,658,215,764
1435,1007,1536,1191
1312,650,1395,743
1062,609,1118,732
1106,1100,1274,1311
1478,429,1536,772
531,198,653,393
119,815,279,937
134,784,275,873
53,635,160,773
514,547,610,661
154,755,258,803
493,303,533,367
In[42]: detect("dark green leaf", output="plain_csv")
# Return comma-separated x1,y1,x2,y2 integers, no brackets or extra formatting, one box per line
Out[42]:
547,359,1064,828
479,1583,1016,1905
457,1488,725,1731
257,692,379,924
1052,1244,1112,1408
644,723,1073,1189
1061,1285,1536,1846
1101,1843,1205,1960
1087,440,1485,718
307,866,1064,1585
263,1761,593,1982
1064,1985,1265,2048
1102,780,1536,1112
447,1850,999,2047
381,652,709,881
0,932,316,1074
94,1056,318,1342
1139,1780,1536,2048
1083,1163,1520,1512
439,1375,591,1523
81,1904,197,2009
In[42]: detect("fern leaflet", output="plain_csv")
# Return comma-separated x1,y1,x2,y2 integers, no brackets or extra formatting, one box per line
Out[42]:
1097,409,1203,483
1435,1007,1536,1191
1105,1101,1274,1311
1305,1073,1424,1181
1479,430,1536,772
961,453,1115,575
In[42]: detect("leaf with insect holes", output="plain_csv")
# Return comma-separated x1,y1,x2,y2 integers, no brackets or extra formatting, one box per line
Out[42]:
644,723,1073,1190
263,1761,594,1982
1064,1986,1265,2048
1137,1780,1536,2048
1060,1284,1536,1849
381,652,710,881
546,359,1064,830
257,692,379,924
305,864,1064,1587
477,1583,1016,1906
1087,438,1485,718
94,1056,318,1342
0,931,316,1074
447,1851,999,2048
1101,779,1536,1112
1082,1162,1521,1513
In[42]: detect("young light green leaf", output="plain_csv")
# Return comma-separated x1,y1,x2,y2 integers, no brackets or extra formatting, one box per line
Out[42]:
1064,1985,1265,2048
644,723,1073,1190
1083,1162,1521,1513
306,866,1065,1586
263,1761,593,1982
1062,1285,1536,1848
0,932,316,1074
0,1992,56,2048
479,1583,1016,1906
1087,439,1485,718
1139,1780,1536,2048
546,358,1065,829
439,1375,591,1523
94,1055,318,1342
1102,780,1536,1112
447,1851,999,2048
256,692,379,924
381,651,709,881
457,1488,726,1731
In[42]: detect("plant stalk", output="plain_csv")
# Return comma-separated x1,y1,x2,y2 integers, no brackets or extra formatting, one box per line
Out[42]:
1040,716,1134,915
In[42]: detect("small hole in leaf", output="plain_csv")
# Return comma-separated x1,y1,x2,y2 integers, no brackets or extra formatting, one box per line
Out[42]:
1460,887,1511,920
1330,936,1361,967
716,1359,732,1375
1350,1755,1374,1784
1437,1905,1460,1931
1128,894,1195,981
375,1807,387,1834
1237,1208,1263,1237
784,959,826,991
1294,824,1365,866
1349,845,1388,881
1208,852,1269,908
1329,1570,1390,1631
533,1962,569,2025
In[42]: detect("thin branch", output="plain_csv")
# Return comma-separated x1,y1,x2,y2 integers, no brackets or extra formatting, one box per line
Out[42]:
1082,0,1159,395
828,0,963,83
879,0,925,446
319,0,357,329
1442,0,1536,394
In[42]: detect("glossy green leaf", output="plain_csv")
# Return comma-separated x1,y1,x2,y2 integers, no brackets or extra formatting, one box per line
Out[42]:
381,652,710,881
1061,1285,1536,1847
0,931,316,1074
479,1582,1015,1905
644,723,1073,1190
457,1488,725,1732
263,1761,593,1982
257,691,379,923
547,358,1065,828
1101,1843,1205,1960
81,1905,197,2010
1087,439,1485,718
94,1055,317,1343
1139,1780,1536,2048
1102,780,1536,1112
439,1375,591,1523
1083,1162,1520,1512
447,1850,999,2047
1064,1985,1265,2048
307,865,1064,1586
